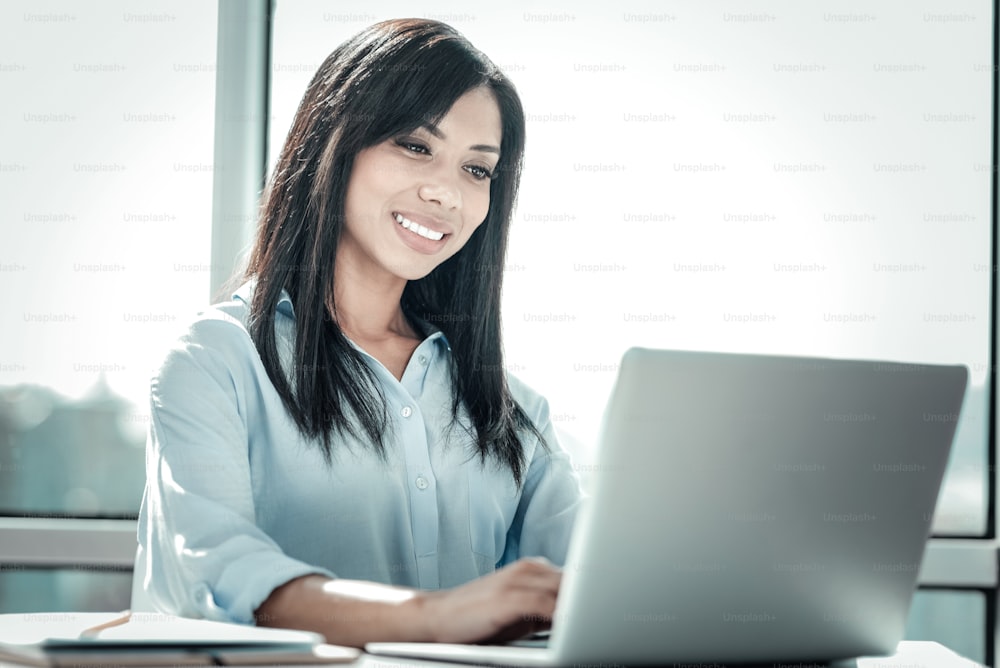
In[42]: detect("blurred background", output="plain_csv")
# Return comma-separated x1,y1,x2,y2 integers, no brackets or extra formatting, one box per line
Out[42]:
0,0,993,662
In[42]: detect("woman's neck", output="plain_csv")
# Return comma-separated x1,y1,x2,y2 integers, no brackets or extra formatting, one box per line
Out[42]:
329,258,417,343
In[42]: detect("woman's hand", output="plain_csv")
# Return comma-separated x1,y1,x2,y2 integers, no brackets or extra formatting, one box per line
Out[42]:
256,557,562,647
417,557,562,644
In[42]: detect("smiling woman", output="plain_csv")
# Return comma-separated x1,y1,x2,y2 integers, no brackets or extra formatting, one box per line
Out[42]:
336,87,501,381
135,18,582,648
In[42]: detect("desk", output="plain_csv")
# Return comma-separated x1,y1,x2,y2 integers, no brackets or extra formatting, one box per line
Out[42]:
0,613,983,668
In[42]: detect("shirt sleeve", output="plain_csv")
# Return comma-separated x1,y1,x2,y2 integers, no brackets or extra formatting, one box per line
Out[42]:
136,314,333,624
501,376,584,567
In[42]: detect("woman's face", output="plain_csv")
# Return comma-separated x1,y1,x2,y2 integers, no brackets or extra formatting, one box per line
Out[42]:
340,86,502,283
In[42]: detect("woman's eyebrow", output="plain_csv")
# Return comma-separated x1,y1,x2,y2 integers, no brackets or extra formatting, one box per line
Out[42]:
420,123,501,155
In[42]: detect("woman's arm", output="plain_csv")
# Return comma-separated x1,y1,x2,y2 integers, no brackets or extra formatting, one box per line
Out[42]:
256,557,561,647
140,315,340,622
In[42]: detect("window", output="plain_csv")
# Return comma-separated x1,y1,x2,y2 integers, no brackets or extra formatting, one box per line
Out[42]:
270,3,992,535
0,0,217,608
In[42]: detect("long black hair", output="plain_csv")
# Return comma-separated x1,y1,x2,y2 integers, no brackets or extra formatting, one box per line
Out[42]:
244,19,541,484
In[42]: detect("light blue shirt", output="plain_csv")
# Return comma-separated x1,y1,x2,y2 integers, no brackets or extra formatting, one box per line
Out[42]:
136,283,582,625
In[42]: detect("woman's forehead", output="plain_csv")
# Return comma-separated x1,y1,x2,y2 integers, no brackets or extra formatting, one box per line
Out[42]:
431,88,502,146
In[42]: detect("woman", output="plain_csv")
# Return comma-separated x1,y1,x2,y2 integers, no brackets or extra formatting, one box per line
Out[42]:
136,19,582,647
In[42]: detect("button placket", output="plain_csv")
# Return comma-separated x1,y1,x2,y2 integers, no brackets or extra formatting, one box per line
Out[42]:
395,397,439,587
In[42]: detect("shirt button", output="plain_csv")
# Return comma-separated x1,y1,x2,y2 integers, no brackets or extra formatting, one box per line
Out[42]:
415,476,429,490
400,406,413,418
418,354,428,366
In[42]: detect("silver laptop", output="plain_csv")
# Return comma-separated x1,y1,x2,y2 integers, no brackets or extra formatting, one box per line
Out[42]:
367,348,968,666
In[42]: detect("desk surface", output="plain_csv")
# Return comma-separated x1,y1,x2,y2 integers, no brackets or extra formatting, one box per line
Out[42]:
0,612,984,668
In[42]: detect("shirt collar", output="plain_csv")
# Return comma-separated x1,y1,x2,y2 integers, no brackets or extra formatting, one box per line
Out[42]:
232,280,295,319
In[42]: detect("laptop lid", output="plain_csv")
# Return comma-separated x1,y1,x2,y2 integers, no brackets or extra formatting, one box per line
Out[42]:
549,349,967,665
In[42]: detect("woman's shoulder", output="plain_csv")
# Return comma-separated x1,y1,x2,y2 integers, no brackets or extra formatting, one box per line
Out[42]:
155,280,289,378
172,285,252,350
176,280,292,341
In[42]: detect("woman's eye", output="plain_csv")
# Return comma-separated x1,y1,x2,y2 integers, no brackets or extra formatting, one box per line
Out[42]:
396,139,429,155
394,137,492,181
465,165,493,181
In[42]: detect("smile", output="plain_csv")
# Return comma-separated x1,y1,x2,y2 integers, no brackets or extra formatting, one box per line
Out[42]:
394,213,446,241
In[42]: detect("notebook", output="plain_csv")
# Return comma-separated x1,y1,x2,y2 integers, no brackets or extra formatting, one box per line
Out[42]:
0,610,359,666
367,348,968,666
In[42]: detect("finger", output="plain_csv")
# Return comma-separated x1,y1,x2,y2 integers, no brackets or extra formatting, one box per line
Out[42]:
501,559,562,583
490,588,558,627
481,616,550,644
500,558,563,591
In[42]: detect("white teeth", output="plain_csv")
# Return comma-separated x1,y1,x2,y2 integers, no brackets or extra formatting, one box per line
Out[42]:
394,213,445,241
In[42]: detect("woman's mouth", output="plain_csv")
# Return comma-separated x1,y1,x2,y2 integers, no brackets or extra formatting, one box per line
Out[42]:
394,212,446,241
